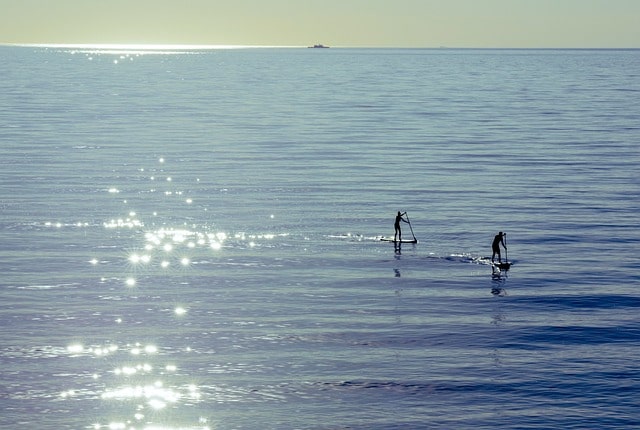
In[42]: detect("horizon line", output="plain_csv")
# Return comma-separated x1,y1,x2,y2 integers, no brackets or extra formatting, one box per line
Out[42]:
1,43,638,51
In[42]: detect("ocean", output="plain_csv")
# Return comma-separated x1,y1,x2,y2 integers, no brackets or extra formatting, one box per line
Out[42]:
1,45,639,429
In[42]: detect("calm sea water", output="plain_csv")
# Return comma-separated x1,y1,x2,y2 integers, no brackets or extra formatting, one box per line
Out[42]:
1,46,639,429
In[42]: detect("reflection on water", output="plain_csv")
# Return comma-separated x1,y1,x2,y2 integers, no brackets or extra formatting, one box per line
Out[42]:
52,158,289,429
64,341,210,428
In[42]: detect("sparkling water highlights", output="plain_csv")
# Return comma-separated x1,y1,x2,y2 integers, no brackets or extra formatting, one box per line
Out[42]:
30,154,290,428
61,339,207,428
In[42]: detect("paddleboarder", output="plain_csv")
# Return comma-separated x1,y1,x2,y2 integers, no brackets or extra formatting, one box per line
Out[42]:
394,211,409,242
491,232,507,263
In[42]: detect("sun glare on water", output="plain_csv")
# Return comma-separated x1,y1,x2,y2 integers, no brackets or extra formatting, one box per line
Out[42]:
52,155,287,429
26,43,293,56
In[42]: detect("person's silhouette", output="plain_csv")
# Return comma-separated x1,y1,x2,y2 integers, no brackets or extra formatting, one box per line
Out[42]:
491,232,507,263
394,211,408,242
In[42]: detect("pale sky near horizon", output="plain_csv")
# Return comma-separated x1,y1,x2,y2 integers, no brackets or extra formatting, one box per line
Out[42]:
1,0,638,48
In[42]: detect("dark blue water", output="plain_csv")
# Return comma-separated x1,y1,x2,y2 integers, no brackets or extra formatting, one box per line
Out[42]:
1,46,639,429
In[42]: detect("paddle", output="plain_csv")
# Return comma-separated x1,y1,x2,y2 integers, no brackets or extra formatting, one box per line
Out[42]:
504,232,508,263
404,212,417,242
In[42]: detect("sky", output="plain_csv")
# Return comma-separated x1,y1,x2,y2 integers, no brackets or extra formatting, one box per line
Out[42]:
0,0,638,48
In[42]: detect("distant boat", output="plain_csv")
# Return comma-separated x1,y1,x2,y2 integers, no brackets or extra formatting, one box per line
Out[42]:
308,44,329,49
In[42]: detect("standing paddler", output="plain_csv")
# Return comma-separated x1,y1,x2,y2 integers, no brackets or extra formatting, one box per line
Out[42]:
491,231,507,264
394,211,409,242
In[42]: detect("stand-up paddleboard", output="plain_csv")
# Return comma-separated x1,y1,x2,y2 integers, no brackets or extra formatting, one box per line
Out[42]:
380,237,418,244
492,261,511,270
384,211,418,244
